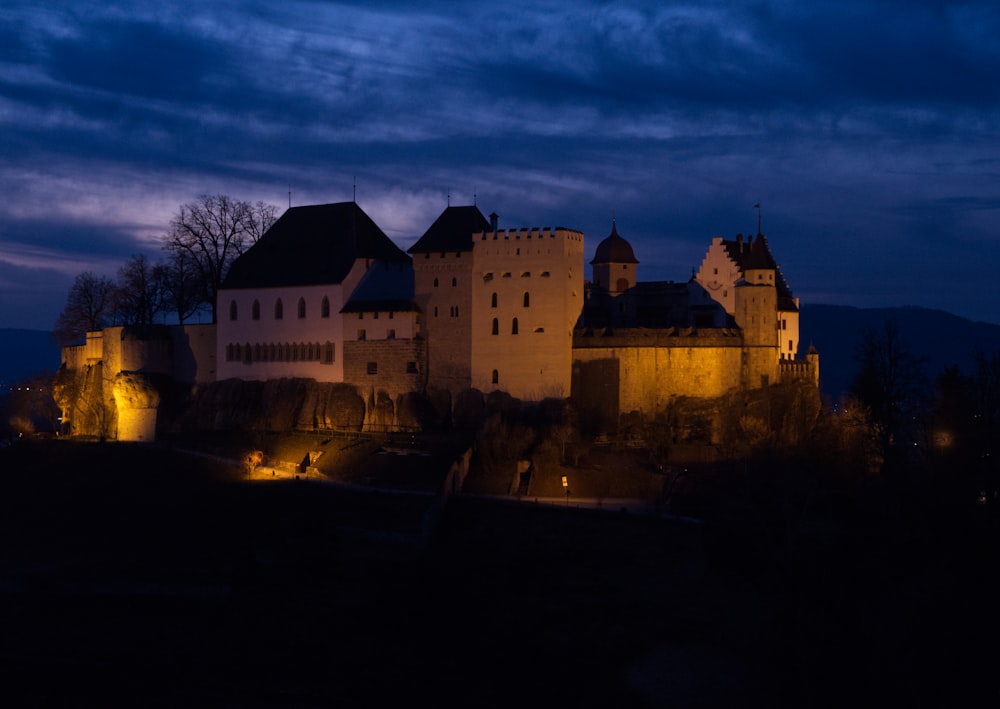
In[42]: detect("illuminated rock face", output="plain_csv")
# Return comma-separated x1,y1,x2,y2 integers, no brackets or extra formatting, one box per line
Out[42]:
112,372,160,442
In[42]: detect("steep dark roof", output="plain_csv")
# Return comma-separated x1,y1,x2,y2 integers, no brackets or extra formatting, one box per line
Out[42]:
222,202,409,289
408,205,490,254
340,261,417,313
590,222,639,265
721,233,794,300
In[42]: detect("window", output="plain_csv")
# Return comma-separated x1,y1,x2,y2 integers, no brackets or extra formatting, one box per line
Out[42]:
789,339,793,352
492,369,499,384
323,342,334,364
434,306,439,317
373,311,379,319
252,300,260,320
367,362,378,375
321,296,330,318
616,278,629,291
491,292,498,308
512,318,519,335
491,318,499,335
387,329,396,340
521,271,530,277
274,299,283,319
781,319,787,330
229,301,238,321
358,329,366,341
388,311,394,319
433,277,439,287
297,297,306,319
523,292,530,307
541,271,550,277
406,361,418,374
451,277,457,287
243,343,251,364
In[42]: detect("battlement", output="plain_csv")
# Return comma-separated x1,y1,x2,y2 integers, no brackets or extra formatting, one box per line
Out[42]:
475,227,584,242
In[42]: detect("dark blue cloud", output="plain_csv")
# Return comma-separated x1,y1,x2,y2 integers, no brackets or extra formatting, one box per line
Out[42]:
0,0,998,328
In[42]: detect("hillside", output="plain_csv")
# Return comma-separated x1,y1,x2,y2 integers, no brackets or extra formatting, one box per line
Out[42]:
0,328,61,387
800,305,1000,402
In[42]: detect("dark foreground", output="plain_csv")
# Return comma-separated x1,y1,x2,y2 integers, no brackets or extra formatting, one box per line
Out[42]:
1,440,997,707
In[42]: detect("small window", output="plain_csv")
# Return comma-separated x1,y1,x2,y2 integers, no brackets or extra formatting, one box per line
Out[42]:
388,311,394,319
484,272,494,281
512,318,519,335
323,342,335,364
252,300,260,320
373,311,379,319
491,293,498,308
434,306,439,317
229,301,238,321
451,277,457,287
523,292,530,308
541,271,550,277
491,369,499,384
433,277,439,287
491,318,499,335
367,362,378,375
406,361,418,374
387,329,396,340
321,296,330,318
521,271,530,277
502,272,511,278
297,297,306,319
358,329,366,341
274,299,283,320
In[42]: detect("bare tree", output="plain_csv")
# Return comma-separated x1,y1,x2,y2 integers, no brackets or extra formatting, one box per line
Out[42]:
160,246,205,324
53,271,116,346
164,195,278,322
112,253,168,327
850,318,928,472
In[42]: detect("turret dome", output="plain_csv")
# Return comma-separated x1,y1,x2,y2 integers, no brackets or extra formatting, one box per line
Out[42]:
590,222,639,265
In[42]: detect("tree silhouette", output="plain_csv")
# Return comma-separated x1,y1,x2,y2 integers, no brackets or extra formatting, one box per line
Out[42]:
164,195,278,322
53,271,116,346
850,319,927,473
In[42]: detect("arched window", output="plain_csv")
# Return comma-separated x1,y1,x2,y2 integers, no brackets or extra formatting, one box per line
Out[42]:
252,300,260,320
491,318,499,335
321,296,330,318
491,292,498,308
229,301,238,321
616,277,629,292
491,369,499,384
243,343,251,364
297,297,306,319
511,317,519,335
451,277,457,287
274,298,283,320
433,277,439,287
523,292,530,308
434,306,439,317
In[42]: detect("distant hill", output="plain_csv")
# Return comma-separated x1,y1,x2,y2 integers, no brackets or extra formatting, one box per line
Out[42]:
0,329,61,388
800,305,1000,402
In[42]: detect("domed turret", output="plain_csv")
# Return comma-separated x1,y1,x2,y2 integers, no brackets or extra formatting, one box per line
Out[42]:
590,221,638,293
590,222,639,266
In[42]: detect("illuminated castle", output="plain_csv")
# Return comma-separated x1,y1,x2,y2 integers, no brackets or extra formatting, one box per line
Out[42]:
59,201,818,440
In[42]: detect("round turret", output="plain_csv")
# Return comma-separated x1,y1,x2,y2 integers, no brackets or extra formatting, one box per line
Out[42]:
590,222,639,265
590,221,638,294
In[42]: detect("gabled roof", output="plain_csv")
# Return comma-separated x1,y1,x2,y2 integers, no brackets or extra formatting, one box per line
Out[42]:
721,233,794,299
222,202,409,289
407,205,490,254
590,222,639,265
340,261,417,313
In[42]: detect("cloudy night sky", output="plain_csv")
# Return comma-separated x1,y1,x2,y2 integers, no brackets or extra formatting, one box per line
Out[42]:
1,0,998,330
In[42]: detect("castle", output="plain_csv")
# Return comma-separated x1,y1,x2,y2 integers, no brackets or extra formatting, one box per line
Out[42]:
58,201,818,441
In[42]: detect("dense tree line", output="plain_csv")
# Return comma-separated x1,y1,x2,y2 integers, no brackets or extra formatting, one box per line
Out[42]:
54,194,277,345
